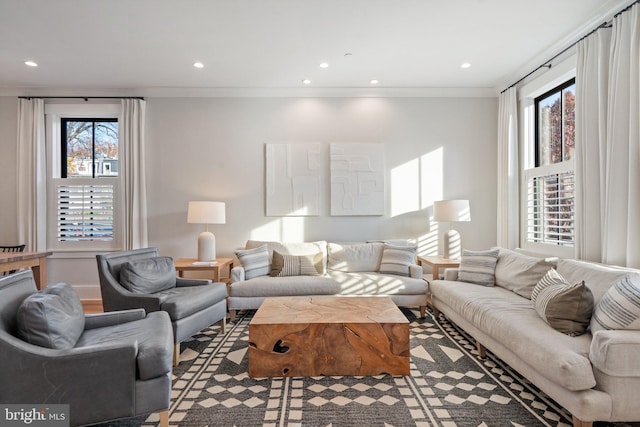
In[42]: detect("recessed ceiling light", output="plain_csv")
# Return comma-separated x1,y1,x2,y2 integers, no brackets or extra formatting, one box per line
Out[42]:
461,62,471,69
319,62,329,69
370,79,379,85
302,79,311,85
24,61,38,67
193,62,204,69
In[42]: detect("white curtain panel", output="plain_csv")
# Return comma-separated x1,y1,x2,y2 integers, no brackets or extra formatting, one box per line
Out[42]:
496,87,519,249
602,4,640,267
120,99,148,250
575,27,612,263
17,98,46,252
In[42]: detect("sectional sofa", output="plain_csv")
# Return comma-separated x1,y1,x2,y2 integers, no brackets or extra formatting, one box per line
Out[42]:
429,248,640,427
227,240,428,321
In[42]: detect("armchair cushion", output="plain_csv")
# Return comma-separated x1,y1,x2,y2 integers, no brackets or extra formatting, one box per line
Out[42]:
157,282,227,320
16,282,85,349
119,256,176,294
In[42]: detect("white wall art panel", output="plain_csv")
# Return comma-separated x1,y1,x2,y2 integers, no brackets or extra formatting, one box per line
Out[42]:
330,143,385,216
265,142,322,216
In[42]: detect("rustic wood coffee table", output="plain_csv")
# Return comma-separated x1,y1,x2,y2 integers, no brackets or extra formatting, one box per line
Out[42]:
248,296,410,378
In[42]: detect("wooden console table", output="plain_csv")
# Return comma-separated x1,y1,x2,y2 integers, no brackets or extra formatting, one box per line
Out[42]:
0,251,52,290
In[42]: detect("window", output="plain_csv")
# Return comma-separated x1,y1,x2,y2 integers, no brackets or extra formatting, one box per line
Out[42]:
45,104,122,251
525,79,576,250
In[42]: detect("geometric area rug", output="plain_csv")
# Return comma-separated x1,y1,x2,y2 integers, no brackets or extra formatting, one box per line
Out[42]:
97,307,626,427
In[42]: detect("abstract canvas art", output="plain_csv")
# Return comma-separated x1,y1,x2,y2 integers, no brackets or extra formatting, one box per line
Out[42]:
330,143,385,216
265,143,323,216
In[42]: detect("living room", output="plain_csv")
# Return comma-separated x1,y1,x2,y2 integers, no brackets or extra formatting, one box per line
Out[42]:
1,1,639,426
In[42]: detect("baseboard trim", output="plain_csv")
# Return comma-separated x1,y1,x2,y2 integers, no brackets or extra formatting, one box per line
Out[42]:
82,299,103,314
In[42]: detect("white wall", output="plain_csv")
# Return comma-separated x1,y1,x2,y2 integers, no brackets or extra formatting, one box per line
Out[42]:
0,95,498,295
0,97,18,244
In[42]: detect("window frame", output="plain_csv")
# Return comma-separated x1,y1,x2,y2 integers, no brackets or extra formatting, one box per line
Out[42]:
45,104,123,252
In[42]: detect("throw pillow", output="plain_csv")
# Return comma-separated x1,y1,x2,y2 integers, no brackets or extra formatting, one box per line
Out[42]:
533,281,594,336
235,244,270,280
531,268,570,303
457,249,500,286
590,275,640,333
270,250,322,277
494,248,557,298
16,282,85,349
379,244,417,277
327,242,384,272
120,256,177,294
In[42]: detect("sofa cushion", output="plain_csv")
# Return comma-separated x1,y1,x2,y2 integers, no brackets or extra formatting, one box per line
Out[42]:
156,282,227,320
379,244,416,277
229,275,341,297
120,256,176,293
76,311,173,381
430,279,596,391
327,242,383,272
495,248,556,298
246,240,328,273
270,250,322,277
16,282,85,349
329,271,428,296
591,275,640,333
458,249,500,286
533,280,594,336
236,245,270,280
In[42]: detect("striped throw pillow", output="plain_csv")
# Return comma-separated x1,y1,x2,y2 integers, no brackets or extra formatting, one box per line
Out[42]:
458,249,500,286
531,268,569,303
534,281,593,336
591,276,640,333
270,250,322,277
379,244,416,277
235,245,270,280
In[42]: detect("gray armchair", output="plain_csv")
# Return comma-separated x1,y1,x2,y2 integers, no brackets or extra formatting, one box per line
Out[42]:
96,247,227,365
0,270,172,427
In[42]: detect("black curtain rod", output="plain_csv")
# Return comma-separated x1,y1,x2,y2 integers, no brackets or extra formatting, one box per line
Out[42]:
18,96,144,100
501,0,639,94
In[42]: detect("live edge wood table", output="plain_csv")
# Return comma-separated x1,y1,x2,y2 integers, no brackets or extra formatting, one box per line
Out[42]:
248,296,410,378
0,251,52,290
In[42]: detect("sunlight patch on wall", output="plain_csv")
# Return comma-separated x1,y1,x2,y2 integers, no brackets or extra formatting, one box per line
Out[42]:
417,217,439,257
420,147,443,210
250,210,306,242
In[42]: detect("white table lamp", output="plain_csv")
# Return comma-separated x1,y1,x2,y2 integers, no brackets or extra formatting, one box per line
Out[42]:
433,200,471,259
187,201,226,261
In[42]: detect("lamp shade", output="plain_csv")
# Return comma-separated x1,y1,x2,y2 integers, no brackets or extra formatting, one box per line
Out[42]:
187,201,226,224
433,200,471,222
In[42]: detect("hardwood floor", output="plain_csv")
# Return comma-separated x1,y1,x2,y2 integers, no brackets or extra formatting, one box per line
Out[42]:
82,299,103,314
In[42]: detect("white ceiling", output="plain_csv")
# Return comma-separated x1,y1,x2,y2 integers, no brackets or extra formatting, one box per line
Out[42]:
0,0,633,96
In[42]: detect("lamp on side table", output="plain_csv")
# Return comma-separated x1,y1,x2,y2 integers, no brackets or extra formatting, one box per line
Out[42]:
187,201,226,262
433,199,471,259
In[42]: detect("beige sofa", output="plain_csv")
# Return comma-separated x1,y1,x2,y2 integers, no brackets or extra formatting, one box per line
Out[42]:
429,248,640,427
228,240,428,321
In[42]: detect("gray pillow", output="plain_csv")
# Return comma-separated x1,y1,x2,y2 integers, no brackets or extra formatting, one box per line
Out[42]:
379,244,417,277
235,244,270,280
120,256,177,294
458,249,500,286
534,281,594,336
17,282,85,349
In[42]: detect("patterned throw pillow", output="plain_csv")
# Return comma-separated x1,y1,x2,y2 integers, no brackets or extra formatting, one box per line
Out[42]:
458,249,500,286
591,276,640,333
534,281,594,336
235,245,270,280
379,244,417,277
270,251,322,277
531,268,569,303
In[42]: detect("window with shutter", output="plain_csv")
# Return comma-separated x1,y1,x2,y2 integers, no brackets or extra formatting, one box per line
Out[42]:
56,183,115,241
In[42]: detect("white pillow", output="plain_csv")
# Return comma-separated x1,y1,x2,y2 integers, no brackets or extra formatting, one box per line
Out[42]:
235,245,270,280
458,249,500,286
591,276,640,333
327,242,383,272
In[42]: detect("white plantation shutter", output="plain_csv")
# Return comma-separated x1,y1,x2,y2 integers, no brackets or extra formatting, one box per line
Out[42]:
55,182,115,242
526,163,575,247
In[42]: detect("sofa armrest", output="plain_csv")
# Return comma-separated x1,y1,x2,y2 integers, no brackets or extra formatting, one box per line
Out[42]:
231,266,245,282
590,329,640,377
409,264,423,279
176,277,212,287
443,268,459,281
84,309,146,329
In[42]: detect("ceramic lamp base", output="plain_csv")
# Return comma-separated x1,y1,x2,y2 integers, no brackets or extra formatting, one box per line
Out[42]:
443,229,461,259
197,231,216,261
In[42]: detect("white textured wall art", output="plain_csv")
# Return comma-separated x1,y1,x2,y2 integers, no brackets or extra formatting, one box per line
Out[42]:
265,143,322,216
330,143,385,216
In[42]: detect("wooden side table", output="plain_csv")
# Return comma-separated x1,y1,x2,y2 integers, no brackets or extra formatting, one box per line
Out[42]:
417,255,460,281
174,258,234,283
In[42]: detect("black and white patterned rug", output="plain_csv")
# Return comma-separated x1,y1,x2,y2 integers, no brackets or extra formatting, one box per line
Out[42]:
98,307,608,427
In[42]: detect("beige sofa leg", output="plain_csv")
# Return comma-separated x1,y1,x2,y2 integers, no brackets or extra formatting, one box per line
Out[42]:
229,309,236,323
572,415,593,427
476,341,487,358
173,343,180,366
419,305,426,318
158,409,169,427
218,316,226,334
